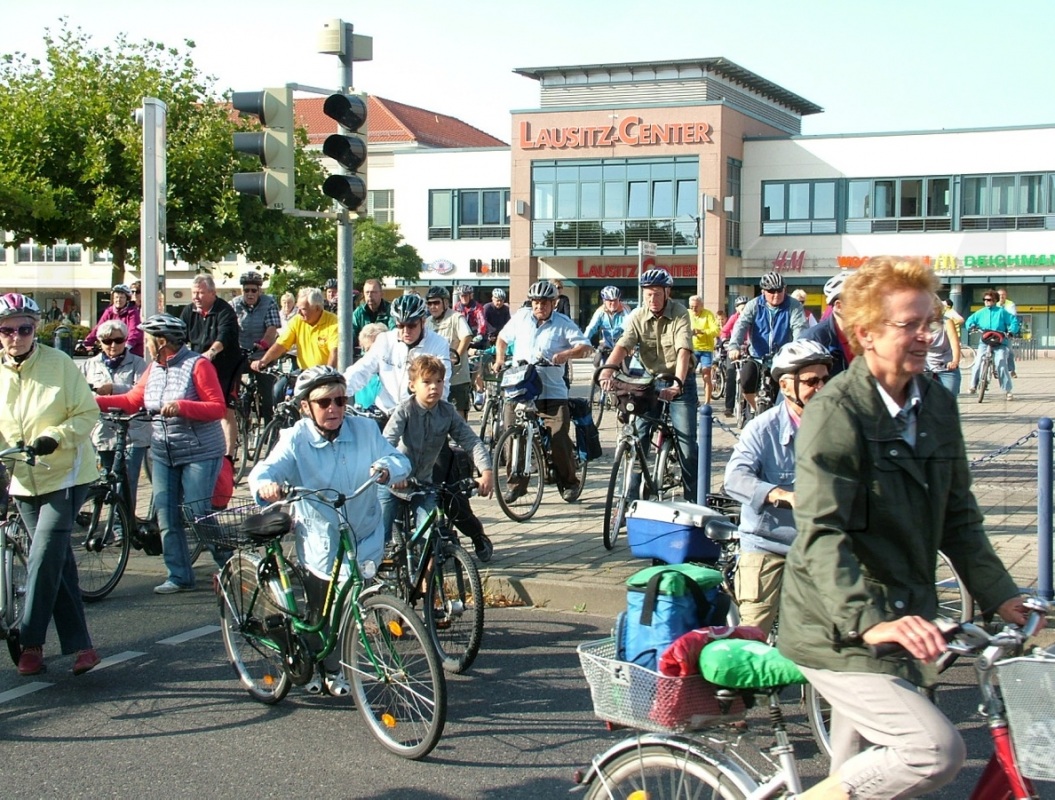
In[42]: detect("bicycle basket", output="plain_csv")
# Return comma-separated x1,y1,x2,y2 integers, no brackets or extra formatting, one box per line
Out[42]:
501,363,543,401
578,638,747,733
981,330,1006,347
996,655,1055,781
181,501,291,549
478,351,500,382
611,375,659,418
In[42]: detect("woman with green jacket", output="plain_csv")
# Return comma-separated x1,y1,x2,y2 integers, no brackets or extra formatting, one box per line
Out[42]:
778,258,1026,800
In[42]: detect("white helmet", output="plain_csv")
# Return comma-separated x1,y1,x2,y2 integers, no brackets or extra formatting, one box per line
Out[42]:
823,272,852,304
770,340,833,382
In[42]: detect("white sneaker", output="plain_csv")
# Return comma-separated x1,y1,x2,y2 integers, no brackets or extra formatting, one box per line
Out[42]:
1006,393,1014,401
325,671,350,696
154,579,192,594
305,673,324,695
473,391,485,410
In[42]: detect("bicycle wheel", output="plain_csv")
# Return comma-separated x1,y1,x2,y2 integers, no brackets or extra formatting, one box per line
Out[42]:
584,744,748,800
603,442,636,550
478,398,499,451
653,436,683,503
493,425,544,522
426,540,484,674
711,364,726,400
343,592,447,760
72,486,132,602
587,381,607,429
233,405,252,484
804,683,833,760
218,552,291,704
977,354,989,403
2,518,30,666
257,415,287,462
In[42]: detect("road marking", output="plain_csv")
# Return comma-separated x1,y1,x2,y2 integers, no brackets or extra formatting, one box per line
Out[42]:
95,651,147,670
0,682,53,704
158,625,220,645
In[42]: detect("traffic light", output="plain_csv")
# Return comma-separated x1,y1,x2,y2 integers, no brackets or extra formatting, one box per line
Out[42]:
321,92,368,211
231,87,295,211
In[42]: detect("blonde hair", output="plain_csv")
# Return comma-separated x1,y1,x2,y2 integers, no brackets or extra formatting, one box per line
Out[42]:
841,257,941,355
358,322,388,350
791,289,807,303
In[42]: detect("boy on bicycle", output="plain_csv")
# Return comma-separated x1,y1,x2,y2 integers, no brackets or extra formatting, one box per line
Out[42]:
380,355,495,559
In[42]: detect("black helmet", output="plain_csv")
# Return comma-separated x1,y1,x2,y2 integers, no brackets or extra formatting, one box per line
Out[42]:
526,281,559,301
759,271,785,292
392,293,428,323
294,366,346,402
324,278,338,290
426,286,451,302
139,314,187,343
240,270,264,286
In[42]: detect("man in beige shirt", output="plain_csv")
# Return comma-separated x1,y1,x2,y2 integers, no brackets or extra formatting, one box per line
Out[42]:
600,268,698,502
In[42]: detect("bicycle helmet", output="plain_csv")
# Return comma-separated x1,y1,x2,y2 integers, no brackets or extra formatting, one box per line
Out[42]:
640,268,673,288
391,292,428,323
324,278,338,290
491,288,507,300
0,293,40,322
138,314,187,343
426,286,451,302
770,340,833,382
823,271,851,304
734,295,750,307
294,365,346,402
600,286,622,301
239,270,264,286
111,284,132,297
526,281,559,301
759,271,785,292
457,285,474,297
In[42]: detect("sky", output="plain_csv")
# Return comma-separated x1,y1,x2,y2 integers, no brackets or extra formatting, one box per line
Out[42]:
7,0,1055,143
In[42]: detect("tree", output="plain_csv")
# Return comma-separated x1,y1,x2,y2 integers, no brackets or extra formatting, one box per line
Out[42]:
0,21,333,283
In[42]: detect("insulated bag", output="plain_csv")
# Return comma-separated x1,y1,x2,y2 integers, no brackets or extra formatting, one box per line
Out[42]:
569,397,603,461
615,564,729,671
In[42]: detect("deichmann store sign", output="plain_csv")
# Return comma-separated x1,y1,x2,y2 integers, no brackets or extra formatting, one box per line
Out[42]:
837,254,1055,271
519,117,714,150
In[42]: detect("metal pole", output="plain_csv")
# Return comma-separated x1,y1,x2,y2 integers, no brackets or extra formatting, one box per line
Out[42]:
139,97,167,313
696,193,705,301
1038,417,1053,600
336,22,356,370
697,403,712,502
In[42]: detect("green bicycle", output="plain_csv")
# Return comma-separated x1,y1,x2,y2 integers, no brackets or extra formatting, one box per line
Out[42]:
184,478,447,760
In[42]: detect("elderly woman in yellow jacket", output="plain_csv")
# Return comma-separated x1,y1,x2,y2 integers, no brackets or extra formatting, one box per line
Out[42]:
0,294,102,677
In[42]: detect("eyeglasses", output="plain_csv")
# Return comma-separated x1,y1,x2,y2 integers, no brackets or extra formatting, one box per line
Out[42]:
395,321,421,330
0,325,35,338
883,318,944,336
100,337,127,345
310,396,348,409
242,287,260,294
798,375,828,388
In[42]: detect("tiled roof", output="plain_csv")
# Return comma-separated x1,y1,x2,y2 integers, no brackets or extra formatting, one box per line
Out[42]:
295,96,507,148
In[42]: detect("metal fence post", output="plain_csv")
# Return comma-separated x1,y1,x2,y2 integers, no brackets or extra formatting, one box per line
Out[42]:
698,404,712,502
1038,417,1053,601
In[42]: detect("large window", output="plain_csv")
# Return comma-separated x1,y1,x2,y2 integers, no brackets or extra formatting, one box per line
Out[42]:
16,239,83,263
368,189,394,224
962,173,1055,230
531,157,699,255
761,181,836,234
726,158,742,255
845,176,951,232
429,188,510,239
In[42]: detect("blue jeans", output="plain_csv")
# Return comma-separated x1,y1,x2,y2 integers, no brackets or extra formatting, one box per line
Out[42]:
16,484,93,653
152,456,222,588
633,374,699,503
379,485,438,546
970,343,1013,393
932,369,961,395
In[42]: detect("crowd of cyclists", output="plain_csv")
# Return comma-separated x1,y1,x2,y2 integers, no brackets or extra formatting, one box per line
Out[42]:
0,258,1034,796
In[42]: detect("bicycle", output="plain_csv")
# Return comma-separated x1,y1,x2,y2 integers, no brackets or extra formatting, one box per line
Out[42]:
232,352,276,483
710,341,728,401
598,369,684,550
376,478,485,674
969,327,1008,403
575,596,1052,799
475,352,504,450
187,479,447,760
0,444,36,666
493,362,589,522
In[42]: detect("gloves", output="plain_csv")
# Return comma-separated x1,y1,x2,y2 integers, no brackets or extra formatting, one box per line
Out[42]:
29,436,58,456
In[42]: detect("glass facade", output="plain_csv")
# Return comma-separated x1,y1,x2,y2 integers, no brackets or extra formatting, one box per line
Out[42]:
429,188,510,239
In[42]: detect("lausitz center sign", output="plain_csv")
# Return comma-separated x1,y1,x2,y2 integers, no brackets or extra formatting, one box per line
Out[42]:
519,117,713,150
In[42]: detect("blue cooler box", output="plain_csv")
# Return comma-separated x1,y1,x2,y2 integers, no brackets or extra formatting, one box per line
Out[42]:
626,500,724,563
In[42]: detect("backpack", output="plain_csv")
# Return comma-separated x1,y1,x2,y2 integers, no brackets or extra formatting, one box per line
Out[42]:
568,397,603,461
615,564,730,671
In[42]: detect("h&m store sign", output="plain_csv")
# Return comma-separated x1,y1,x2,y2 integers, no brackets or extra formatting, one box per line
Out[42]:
520,117,713,150
575,258,697,279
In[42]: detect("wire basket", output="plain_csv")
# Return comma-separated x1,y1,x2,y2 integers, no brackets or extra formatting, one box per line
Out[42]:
997,654,1055,781
578,638,747,734
181,501,277,549
477,351,500,382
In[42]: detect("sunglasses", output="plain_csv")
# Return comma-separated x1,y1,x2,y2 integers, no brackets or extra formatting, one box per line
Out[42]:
983,297,996,302
310,396,348,409
100,337,127,345
798,375,828,388
242,287,260,294
426,300,443,306
0,325,35,338
396,321,421,330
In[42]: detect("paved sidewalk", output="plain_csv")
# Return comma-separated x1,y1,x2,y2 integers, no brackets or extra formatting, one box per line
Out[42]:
473,354,1055,617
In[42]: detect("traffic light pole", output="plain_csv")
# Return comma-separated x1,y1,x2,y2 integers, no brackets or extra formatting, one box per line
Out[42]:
335,26,357,370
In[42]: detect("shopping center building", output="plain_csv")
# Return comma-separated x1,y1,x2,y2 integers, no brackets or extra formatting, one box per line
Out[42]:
5,57,1055,347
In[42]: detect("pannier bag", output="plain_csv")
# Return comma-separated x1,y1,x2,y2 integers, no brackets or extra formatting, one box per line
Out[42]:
611,373,658,418
616,563,729,671
501,363,543,402
568,397,603,461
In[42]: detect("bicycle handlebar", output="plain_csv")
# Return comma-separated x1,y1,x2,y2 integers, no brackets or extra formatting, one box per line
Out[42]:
0,442,37,467
273,474,383,510
592,365,682,389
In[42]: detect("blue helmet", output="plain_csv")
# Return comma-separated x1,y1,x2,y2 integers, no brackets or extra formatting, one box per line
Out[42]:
640,268,673,288
600,286,621,301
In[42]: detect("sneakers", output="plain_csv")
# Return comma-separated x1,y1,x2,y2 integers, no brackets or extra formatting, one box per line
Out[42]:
306,671,350,696
72,648,101,675
154,579,193,595
967,386,977,394
1007,393,1014,400
473,391,485,410
17,646,45,676
472,534,494,563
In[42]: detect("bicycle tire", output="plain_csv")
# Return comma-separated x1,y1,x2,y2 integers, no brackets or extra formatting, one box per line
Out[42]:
978,353,990,403
493,425,545,522
233,405,252,484
73,487,132,602
2,518,30,666
588,381,607,429
257,413,289,463
711,364,726,400
479,398,499,451
603,441,635,550
584,744,748,800
343,592,447,760
218,552,292,704
653,436,683,503
426,540,485,674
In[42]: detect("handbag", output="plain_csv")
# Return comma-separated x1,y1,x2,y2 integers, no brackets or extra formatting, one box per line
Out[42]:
501,363,543,401
611,374,658,418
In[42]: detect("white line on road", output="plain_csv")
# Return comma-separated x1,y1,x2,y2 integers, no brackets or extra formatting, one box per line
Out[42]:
95,651,147,670
0,682,53,704
157,625,220,645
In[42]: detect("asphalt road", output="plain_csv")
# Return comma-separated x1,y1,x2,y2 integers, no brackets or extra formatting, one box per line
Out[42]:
0,568,1051,798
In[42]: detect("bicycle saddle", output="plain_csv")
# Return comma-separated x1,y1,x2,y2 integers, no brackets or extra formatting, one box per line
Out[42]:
704,518,739,542
240,511,293,542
